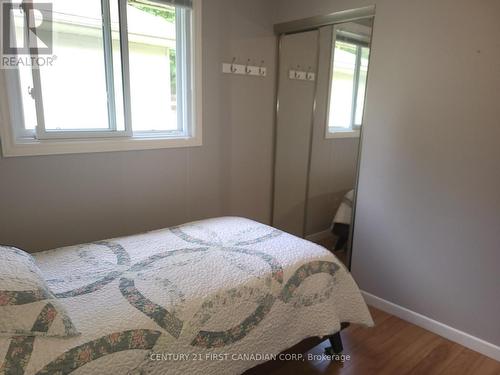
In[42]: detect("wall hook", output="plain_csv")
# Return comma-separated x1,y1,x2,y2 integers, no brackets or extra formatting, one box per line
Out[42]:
295,65,301,79
245,59,252,74
306,66,314,81
259,60,265,75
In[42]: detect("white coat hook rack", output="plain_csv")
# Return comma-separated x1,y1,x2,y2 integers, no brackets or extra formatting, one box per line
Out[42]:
222,57,267,77
289,65,315,81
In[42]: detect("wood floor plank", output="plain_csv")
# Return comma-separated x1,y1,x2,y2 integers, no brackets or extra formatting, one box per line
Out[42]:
406,339,464,375
439,347,488,375
340,322,430,374
474,357,500,375
375,330,442,374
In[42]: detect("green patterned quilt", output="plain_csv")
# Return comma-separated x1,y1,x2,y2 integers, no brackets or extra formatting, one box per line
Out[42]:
0,217,373,375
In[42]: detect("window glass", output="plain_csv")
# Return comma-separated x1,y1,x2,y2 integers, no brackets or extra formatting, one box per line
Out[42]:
127,1,179,132
12,7,37,130
328,40,357,130
39,0,111,131
18,65,37,131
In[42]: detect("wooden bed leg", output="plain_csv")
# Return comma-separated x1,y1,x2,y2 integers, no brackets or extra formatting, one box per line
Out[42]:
325,332,343,355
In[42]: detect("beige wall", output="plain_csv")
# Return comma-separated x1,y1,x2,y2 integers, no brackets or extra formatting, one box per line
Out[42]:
0,0,277,252
276,0,500,346
215,0,277,222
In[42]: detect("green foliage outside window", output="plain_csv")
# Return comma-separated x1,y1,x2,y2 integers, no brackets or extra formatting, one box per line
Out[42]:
129,2,176,23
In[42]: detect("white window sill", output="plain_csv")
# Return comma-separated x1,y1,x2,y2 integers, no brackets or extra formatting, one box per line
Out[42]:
325,129,360,139
0,135,203,157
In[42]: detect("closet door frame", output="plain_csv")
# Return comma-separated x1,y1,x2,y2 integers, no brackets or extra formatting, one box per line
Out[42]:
272,6,376,271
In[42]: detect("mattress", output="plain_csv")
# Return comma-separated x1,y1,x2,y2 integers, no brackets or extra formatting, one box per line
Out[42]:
0,217,373,375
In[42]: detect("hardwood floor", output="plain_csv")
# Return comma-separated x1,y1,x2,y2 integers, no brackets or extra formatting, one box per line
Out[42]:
245,306,500,375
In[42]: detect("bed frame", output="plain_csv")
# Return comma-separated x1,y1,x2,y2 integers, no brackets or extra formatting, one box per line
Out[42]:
325,322,349,356
244,323,350,374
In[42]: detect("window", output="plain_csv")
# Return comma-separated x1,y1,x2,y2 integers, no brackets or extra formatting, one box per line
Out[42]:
326,22,371,138
0,0,202,156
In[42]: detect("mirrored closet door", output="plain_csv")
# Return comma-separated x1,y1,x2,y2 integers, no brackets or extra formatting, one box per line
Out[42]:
272,8,375,269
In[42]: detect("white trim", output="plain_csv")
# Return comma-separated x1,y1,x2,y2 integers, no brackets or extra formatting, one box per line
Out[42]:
101,0,118,133
0,0,203,157
306,229,332,242
323,26,336,140
0,136,202,157
192,0,203,143
326,129,360,139
361,291,500,362
119,0,133,136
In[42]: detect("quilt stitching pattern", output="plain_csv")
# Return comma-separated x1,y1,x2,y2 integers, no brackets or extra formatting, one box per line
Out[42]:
0,219,371,375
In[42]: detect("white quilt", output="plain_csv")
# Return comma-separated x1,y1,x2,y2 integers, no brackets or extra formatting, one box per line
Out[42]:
0,217,373,375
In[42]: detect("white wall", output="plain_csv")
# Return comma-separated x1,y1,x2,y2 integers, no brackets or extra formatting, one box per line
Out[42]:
276,0,500,347
0,0,277,252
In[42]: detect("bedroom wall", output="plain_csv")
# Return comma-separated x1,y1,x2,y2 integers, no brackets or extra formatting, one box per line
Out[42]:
216,0,277,223
275,0,500,347
0,0,277,252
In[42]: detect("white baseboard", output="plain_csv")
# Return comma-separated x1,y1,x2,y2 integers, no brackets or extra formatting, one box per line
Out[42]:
306,229,332,242
361,291,500,362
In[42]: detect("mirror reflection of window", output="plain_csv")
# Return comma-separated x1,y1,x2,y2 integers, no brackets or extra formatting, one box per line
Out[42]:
327,20,372,137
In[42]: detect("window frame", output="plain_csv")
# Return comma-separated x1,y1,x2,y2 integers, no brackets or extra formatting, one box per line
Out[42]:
325,26,368,140
33,0,131,140
0,0,203,157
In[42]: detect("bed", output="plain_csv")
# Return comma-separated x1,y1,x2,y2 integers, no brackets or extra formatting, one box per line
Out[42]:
0,217,372,375
331,190,355,251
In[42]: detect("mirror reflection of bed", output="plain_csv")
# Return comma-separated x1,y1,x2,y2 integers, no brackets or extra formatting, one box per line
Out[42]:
272,17,373,269
315,189,355,265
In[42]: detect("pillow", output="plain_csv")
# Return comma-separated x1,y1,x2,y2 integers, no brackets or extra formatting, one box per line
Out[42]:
0,245,79,338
